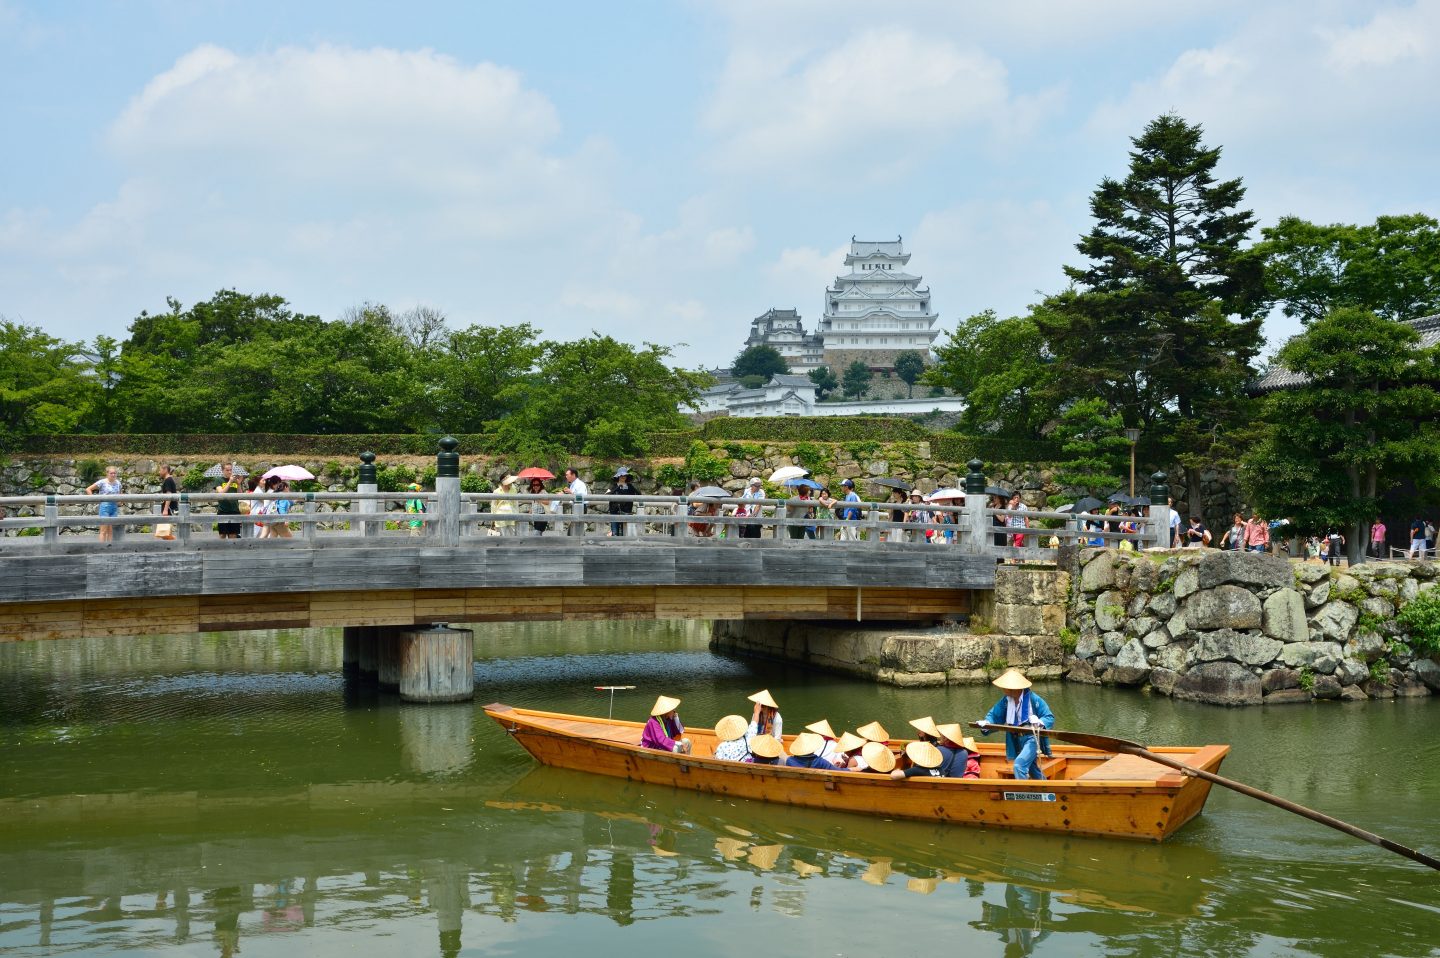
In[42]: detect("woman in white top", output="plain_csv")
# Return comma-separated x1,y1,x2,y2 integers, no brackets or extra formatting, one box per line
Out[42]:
745,689,783,740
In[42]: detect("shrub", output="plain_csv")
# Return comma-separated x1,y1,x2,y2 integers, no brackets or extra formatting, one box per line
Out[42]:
985,656,1009,672
1058,627,1078,654
1369,660,1392,685
180,466,211,491
375,464,418,492
76,458,106,484
1299,667,1315,692
1397,589,1440,658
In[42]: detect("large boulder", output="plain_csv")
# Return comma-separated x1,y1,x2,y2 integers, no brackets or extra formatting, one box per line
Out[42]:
953,636,993,670
1312,674,1342,699
1154,645,1188,672
1194,629,1284,667
1102,631,1126,656
1344,630,1385,663
1261,668,1301,692
1413,658,1440,692
1115,638,1149,670
1148,590,1177,619
1174,567,1199,600
881,636,954,673
1079,551,1117,592
1197,550,1293,591
1264,688,1313,705
1293,563,1330,585
1336,657,1369,686
1280,641,1344,673
1262,589,1309,643
1184,585,1263,631
1305,579,1332,610
1095,591,1126,632
1172,661,1263,707
1066,659,1102,685
1312,601,1359,643
1148,667,1179,695
1073,634,1102,660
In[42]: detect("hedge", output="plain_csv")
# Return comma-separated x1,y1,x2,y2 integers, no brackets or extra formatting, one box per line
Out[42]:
930,435,1065,464
15,433,498,456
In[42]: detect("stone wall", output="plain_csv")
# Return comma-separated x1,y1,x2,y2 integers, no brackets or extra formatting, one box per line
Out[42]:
1070,549,1440,705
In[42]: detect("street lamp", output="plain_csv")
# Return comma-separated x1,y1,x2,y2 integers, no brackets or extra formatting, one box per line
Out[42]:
1124,428,1142,497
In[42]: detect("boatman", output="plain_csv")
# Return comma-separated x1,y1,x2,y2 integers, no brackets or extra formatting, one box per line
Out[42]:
641,695,691,753
975,668,1054,779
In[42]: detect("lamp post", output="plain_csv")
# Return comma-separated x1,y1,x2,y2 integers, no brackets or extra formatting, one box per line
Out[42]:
1124,428,1141,497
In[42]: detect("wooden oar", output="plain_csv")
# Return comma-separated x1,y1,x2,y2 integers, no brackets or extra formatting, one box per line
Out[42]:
973,722,1440,872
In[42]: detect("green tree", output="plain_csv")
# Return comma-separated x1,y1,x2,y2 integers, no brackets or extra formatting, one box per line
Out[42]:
841,360,872,399
1051,398,1130,498
1256,213,1440,325
893,350,925,398
924,310,1056,438
808,365,838,400
0,320,90,447
1241,308,1440,562
424,323,543,432
1034,113,1266,514
732,344,789,380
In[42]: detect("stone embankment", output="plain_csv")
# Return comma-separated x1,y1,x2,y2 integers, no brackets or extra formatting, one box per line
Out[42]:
1070,549,1440,705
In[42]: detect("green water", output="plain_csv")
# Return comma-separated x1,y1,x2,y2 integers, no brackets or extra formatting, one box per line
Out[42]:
1,622,1438,957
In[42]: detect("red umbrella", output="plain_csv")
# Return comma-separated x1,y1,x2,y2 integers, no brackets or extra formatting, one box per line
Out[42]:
517,467,555,480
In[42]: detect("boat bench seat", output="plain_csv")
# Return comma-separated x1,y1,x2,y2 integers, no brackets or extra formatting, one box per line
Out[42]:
994,756,1067,779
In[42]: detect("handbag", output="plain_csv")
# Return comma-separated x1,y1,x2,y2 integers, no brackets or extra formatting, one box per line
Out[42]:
154,523,175,540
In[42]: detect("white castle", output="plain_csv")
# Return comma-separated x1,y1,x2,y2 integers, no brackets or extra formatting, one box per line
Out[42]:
745,236,940,372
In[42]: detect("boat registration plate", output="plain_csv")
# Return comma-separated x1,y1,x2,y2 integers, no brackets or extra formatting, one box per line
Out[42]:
1002,791,1057,802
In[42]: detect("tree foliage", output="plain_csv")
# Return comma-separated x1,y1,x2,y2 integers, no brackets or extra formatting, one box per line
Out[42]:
841,360,872,399
1051,398,1130,497
732,344,789,380
925,310,1055,438
893,350,925,398
1241,308,1440,548
808,365,838,399
0,319,90,447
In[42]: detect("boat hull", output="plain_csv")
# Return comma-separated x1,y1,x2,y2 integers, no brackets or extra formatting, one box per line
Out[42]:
483,703,1228,842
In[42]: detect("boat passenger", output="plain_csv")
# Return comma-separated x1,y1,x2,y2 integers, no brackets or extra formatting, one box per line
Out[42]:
712,714,750,762
803,719,842,764
784,732,841,770
975,668,1054,779
747,689,783,739
936,723,982,778
908,715,942,744
890,741,946,779
856,721,890,745
835,731,868,770
641,695,692,754
748,734,784,765
860,741,896,774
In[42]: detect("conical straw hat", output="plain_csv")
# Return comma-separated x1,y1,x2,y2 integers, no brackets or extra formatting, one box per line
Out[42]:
747,689,779,709
991,668,1032,690
905,741,943,769
789,732,823,757
749,734,783,759
908,716,941,738
861,741,896,773
835,731,866,753
651,694,682,716
856,721,890,742
936,723,968,747
714,714,747,742
805,719,837,739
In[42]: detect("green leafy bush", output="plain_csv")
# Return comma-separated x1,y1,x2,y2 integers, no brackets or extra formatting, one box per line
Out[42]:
1058,627,1078,654
375,464,418,492
1397,588,1440,658
180,466,211,491
76,458,106,484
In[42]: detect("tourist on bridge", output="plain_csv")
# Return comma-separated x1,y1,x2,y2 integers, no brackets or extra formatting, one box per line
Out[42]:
902,490,927,544
975,668,1054,780
526,476,552,534
491,475,519,536
606,467,639,537
735,476,766,539
215,464,243,540
747,734,783,766
712,714,750,762
86,466,123,543
746,689,782,740
834,478,862,541
404,482,426,536
1243,510,1270,554
784,733,840,771
641,695,690,753
785,484,816,539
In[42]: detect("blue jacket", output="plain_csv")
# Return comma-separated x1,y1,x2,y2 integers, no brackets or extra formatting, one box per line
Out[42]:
838,491,862,521
980,691,1054,760
785,754,840,771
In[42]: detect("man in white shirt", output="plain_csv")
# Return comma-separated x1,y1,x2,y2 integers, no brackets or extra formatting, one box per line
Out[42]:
1168,497,1182,548
564,468,588,535
737,476,765,538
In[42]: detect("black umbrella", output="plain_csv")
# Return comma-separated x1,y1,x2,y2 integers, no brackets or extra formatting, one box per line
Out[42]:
691,486,732,500
871,477,913,492
983,485,1012,498
1131,496,1152,507
1071,496,1104,514
1107,492,1134,504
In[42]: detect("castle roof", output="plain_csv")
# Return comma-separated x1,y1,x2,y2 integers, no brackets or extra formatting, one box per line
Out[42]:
1251,314,1440,393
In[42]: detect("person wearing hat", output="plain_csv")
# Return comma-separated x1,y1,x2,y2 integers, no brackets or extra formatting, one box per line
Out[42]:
834,731,868,771
856,721,890,745
491,475,519,536
903,490,929,544
713,714,750,762
606,467,640,537
936,724,982,778
745,689,783,740
804,719,842,764
908,715,942,744
860,740,896,774
976,669,1054,779
404,482,426,536
641,695,691,753
735,476,766,539
784,732,841,770
747,734,784,765
890,740,946,779
835,478,862,541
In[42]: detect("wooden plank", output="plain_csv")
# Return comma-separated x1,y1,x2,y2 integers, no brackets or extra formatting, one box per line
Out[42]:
81,596,200,637
741,586,832,616
582,547,675,586
412,550,488,590
561,587,656,620
414,589,468,622
310,548,420,591
763,550,852,585
200,550,315,595
85,552,203,599
674,548,760,586
310,590,415,627
844,553,926,587
478,547,583,586
655,586,747,620
199,593,311,631
463,588,563,621
0,600,85,641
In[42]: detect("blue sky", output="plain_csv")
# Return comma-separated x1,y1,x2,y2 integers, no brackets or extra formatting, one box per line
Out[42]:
3,0,1438,369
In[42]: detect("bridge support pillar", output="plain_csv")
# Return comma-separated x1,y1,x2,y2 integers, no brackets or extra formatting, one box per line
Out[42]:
377,626,404,690
341,625,364,676
357,627,380,679
400,626,474,703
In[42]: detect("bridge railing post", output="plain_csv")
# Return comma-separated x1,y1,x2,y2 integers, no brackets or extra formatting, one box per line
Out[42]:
43,495,58,546
436,436,461,546
177,494,192,545
868,502,881,547
1148,471,1170,550
303,493,318,542
962,459,988,556
357,451,379,538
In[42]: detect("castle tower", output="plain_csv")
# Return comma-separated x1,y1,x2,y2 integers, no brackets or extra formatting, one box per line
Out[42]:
817,237,939,371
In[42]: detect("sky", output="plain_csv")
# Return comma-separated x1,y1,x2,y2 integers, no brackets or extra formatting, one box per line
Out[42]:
2,0,1438,370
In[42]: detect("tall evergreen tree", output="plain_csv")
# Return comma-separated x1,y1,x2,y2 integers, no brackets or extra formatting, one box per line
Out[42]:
1035,114,1265,514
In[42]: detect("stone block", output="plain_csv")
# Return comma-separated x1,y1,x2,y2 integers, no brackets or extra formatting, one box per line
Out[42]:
1154,645,1188,672
1174,567,1199,599
1413,658,1440,692
1147,591,1177,619
1115,638,1148,670
995,567,1059,605
1125,615,1158,638
1294,563,1330,585
1334,574,1361,595
1041,604,1066,634
1148,668,1179,695
888,670,948,687
1312,601,1358,643
1102,631,1126,656
1263,689,1312,705
1261,668,1300,692
881,636,955,674
1106,665,1151,687
1194,629,1283,667
1073,634,1101,660
1080,551,1116,592
1344,630,1385,662
1340,685,1369,701
1305,580,1331,610
1336,657,1368,685
1279,641,1343,673
1142,627,1171,649
1196,550,1293,591
1172,661,1262,706
1359,596,1395,621
1183,585,1262,631
992,604,1045,636
1311,675,1342,699
954,636,994,670
1262,589,1308,644
1394,677,1432,697
1094,591,1125,632
1066,659,1101,684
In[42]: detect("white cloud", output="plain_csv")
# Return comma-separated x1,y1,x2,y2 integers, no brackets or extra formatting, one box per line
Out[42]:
766,243,849,299
1322,1,1438,69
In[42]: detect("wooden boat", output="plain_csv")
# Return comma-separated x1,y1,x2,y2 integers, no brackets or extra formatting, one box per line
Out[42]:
483,703,1231,842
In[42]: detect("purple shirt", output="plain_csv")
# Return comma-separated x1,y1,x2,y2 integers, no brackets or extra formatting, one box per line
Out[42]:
641,715,683,751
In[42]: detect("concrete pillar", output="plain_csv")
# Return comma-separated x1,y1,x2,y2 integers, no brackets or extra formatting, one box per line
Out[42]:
1148,471,1171,549
400,626,474,703
436,437,461,545
357,451,380,538
357,627,379,679
377,625,404,690
341,625,364,676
